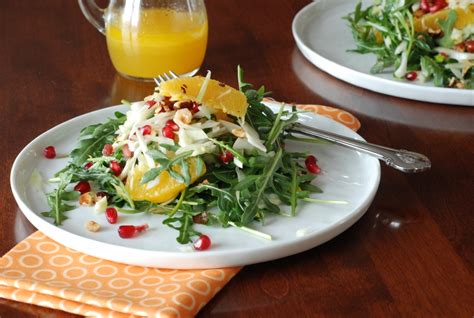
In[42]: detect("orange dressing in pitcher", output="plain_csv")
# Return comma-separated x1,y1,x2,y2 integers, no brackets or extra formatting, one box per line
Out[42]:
106,8,207,79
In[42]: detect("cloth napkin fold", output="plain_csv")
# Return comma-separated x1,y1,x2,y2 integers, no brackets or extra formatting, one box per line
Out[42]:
1,104,360,317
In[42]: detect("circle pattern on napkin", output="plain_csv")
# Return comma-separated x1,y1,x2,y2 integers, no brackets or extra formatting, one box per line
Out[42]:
0,232,239,317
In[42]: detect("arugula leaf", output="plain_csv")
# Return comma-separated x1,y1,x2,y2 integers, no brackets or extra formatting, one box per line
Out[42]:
70,113,125,166
438,10,457,48
141,151,194,184
162,191,201,244
42,171,79,225
290,161,298,216
241,148,282,225
421,56,445,87
68,162,134,208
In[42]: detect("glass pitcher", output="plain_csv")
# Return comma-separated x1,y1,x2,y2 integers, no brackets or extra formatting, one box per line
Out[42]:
78,0,208,80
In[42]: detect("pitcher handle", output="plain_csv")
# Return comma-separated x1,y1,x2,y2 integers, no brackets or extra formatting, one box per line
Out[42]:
78,0,106,35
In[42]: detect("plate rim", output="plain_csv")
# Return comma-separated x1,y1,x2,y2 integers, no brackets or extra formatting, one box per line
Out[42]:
292,0,474,107
10,104,381,269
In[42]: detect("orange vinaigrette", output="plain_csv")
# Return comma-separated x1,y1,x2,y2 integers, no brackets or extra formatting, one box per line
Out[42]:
105,8,208,79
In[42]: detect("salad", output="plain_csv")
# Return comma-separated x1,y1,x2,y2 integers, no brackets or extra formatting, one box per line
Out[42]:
345,0,474,88
42,67,328,250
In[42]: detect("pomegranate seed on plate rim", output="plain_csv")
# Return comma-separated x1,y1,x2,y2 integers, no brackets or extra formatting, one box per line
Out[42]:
405,71,418,81
43,146,56,159
305,155,321,174
193,234,211,251
105,207,118,224
118,224,149,238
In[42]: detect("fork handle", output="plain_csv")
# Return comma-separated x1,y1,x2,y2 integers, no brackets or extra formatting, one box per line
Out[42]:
290,123,431,173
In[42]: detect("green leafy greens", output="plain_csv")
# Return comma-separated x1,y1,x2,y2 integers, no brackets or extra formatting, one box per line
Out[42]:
43,67,324,244
344,0,473,88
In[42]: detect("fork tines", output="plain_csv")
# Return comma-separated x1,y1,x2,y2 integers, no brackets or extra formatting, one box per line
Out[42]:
154,71,179,86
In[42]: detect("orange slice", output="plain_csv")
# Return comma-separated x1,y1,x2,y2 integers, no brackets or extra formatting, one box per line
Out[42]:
159,76,248,117
125,158,206,203
414,5,474,33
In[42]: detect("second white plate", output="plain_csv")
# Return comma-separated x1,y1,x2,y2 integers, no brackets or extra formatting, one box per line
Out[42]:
292,0,474,106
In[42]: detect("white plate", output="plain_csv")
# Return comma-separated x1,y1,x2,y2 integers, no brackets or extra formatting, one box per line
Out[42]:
292,0,474,106
10,104,380,269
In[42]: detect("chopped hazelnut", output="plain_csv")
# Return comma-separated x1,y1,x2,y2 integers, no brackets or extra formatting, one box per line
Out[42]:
86,221,101,232
193,212,209,224
79,192,95,206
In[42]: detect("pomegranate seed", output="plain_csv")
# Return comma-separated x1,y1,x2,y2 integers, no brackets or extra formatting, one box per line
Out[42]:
465,40,474,53
305,155,317,167
307,162,321,174
118,224,149,239
162,126,175,139
429,0,447,12
96,191,110,200
105,207,118,224
141,125,152,136
420,0,429,11
189,102,200,114
305,155,320,173
122,144,133,158
145,100,157,108
74,180,91,194
421,0,447,12
193,234,211,251
109,160,122,176
84,162,93,170
166,120,179,131
43,146,56,159
102,144,114,156
405,71,418,81
219,151,234,164
454,42,466,52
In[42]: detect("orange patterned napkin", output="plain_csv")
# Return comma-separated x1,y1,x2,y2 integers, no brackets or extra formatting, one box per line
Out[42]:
263,98,361,131
295,104,360,131
1,104,359,317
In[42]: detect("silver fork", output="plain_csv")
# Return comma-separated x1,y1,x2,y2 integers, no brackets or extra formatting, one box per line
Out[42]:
154,71,179,86
154,71,431,173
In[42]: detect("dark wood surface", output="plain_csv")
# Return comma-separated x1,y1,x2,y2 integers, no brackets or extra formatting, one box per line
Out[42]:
1,0,473,317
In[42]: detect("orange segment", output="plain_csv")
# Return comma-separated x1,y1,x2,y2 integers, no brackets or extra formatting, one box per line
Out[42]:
414,5,474,33
159,76,248,117
125,158,206,203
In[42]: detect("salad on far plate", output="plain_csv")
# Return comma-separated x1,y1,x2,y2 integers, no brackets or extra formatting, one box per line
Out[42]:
40,67,338,251
345,0,474,88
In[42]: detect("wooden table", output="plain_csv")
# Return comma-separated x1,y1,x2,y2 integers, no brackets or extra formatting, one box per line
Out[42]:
1,0,473,317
